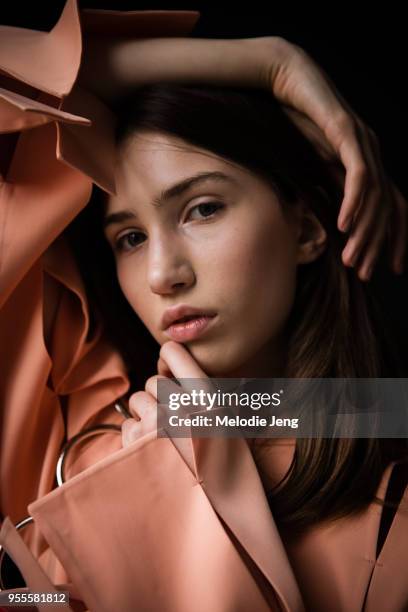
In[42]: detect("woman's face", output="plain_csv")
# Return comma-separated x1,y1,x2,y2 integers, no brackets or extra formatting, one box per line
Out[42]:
104,131,304,377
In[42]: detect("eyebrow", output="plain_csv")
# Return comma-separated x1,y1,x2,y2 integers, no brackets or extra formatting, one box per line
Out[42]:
103,171,235,230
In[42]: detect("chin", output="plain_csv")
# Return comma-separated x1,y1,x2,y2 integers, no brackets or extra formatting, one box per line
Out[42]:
185,342,249,378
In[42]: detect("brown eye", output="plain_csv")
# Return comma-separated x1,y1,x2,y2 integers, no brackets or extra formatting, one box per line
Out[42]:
186,202,224,220
115,231,145,253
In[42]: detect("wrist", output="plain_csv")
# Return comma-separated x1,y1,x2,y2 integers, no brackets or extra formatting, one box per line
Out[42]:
250,35,298,93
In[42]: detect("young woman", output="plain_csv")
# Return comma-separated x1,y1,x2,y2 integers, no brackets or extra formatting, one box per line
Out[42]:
59,82,408,611
0,2,407,611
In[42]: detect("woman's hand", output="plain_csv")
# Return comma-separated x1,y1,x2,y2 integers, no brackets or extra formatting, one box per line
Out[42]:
121,384,159,447
260,37,407,281
122,341,209,447
80,33,407,281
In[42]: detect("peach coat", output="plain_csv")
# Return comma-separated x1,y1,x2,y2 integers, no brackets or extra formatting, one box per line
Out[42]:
0,2,407,611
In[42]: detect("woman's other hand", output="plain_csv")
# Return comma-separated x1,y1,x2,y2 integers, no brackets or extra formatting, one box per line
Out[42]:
121,387,158,447
260,36,407,281
121,342,210,447
121,370,168,447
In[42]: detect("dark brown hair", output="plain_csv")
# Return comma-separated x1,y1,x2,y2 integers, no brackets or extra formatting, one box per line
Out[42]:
67,83,407,535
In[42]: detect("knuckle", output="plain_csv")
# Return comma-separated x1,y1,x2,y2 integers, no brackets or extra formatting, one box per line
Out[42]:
145,379,160,398
332,111,353,134
129,390,148,404
336,112,361,141
145,375,158,388
121,418,138,441
129,391,151,414
355,163,369,181
122,418,136,431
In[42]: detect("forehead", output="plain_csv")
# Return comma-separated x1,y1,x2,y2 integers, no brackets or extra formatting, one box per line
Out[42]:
109,131,247,207
118,130,230,169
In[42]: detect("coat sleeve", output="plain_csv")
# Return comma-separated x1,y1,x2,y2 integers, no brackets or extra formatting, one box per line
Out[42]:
23,431,280,612
0,0,199,575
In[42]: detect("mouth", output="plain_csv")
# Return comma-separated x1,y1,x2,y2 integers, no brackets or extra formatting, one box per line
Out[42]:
173,314,203,324
163,314,217,342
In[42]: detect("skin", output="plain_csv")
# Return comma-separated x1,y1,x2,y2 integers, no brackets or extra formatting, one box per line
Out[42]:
103,131,327,445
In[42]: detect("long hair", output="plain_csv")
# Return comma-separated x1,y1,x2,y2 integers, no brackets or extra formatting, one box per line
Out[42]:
66,83,407,534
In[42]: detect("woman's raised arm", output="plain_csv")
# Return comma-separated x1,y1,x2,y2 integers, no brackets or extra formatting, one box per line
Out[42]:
78,34,407,281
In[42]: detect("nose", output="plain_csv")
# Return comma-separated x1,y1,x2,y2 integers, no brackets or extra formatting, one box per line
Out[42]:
147,234,195,295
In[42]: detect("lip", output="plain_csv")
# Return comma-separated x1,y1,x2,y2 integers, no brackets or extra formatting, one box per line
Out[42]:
163,314,217,342
161,304,217,331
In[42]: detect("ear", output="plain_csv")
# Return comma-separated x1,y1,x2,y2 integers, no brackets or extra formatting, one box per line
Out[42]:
294,202,327,265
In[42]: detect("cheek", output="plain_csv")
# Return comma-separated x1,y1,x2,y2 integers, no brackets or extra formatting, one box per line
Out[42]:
214,213,297,319
190,214,297,370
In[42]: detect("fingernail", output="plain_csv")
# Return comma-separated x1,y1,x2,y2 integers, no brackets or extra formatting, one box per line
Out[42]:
343,249,356,266
357,270,367,282
339,217,350,232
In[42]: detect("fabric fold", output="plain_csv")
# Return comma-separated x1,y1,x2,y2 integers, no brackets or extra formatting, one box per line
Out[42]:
0,0,200,571
0,0,82,98
0,1,200,191
26,431,284,612
0,518,73,612
0,87,90,134
191,429,304,612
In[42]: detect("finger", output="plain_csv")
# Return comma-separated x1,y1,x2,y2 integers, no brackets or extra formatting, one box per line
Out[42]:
128,390,156,420
355,207,388,281
267,44,369,234
121,418,142,447
338,151,367,233
342,127,388,272
389,182,408,274
341,185,382,268
160,342,208,377
159,341,215,395
354,171,393,280
336,121,369,232
157,355,173,378
339,122,390,258
341,188,366,265
343,194,388,280
145,374,169,400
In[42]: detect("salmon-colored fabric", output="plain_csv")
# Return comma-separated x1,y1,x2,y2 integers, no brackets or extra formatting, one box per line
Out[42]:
1,3,407,611
0,430,407,612
252,441,408,612
0,0,199,575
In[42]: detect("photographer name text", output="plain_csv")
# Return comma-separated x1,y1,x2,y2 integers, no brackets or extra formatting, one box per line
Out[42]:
167,414,299,429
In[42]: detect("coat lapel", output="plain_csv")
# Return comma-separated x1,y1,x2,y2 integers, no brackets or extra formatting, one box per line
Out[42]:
167,412,305,612
364,474,408,611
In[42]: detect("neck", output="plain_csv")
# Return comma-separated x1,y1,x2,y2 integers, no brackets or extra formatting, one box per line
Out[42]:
220,335,287,380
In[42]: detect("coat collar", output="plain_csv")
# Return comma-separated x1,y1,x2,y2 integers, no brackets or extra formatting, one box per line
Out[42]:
364,464,408,611
167,412,305,612
0,0,200,193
